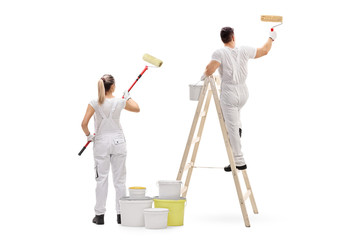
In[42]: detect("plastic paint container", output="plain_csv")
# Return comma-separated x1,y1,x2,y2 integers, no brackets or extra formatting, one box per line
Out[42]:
144,208,169,229
154,198,186,226
129,186,146,199
158,180,182,199
120,197,153,227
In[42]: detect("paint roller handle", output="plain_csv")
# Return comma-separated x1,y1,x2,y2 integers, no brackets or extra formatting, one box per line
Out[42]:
78,140,91,156
122,66,149,99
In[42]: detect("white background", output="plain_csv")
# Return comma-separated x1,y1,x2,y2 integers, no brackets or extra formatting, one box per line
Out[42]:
1,0,359,239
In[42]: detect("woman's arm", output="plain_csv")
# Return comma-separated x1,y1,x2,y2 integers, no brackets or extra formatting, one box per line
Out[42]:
81,104,95,135
125,99,140,112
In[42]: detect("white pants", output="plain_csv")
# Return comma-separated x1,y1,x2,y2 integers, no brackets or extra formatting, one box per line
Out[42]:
220,102,245,166
93,133,127,215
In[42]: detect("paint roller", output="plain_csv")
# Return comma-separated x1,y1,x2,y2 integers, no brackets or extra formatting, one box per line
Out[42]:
124,53,163,97
261,15,283,31
78,53,163,156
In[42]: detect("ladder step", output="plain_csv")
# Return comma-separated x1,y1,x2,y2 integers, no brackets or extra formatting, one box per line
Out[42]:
200,111,207,117
194,166,223,169
184,162,194,171
191,137,200,144
243,190,252,201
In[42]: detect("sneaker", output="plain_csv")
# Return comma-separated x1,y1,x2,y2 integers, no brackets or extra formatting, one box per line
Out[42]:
92,214,104,225
224,164,247,172
117,214,121,224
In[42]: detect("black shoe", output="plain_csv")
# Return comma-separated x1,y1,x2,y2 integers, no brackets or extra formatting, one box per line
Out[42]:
92,214,104,225
117,214,121,224
224,164,247,172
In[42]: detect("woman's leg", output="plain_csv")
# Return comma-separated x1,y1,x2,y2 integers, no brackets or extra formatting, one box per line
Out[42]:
110,142,127,214
94,155,111,215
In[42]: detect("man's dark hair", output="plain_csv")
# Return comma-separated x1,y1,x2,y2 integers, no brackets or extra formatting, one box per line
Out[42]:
220,27,234,44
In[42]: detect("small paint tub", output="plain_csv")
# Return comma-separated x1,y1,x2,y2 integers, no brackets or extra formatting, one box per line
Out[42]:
120,197,153,227
129,186,146,199
158,180,182,199
144,208,169,229
189,83,203,101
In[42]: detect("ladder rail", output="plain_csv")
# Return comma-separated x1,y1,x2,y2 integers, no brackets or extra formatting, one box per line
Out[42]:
177,78,210,180
182,87,213,197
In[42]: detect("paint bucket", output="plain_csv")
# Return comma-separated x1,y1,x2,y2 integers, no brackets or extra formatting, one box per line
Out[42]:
154,198,186,226
144,208,169,229
157,180,182,199
129,186,146,199
119,197,153,227
189,82,203,101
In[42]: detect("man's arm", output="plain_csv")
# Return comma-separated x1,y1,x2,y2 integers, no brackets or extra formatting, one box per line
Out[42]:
204,60,221,76
255,38,273,59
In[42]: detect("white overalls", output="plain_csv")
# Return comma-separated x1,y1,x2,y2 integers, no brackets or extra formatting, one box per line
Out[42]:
212,46,256,166
91,98,127,215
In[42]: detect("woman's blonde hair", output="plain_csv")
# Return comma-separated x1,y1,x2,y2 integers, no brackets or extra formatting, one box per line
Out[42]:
98,74,115,104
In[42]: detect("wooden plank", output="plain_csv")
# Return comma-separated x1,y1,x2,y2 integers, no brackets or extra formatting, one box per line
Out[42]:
200,111,207,117
243,190,251,201
184,162,193,171
191,137,200,144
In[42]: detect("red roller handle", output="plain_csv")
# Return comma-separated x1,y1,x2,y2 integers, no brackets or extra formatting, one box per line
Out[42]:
122,66,149,99
78,134,95,156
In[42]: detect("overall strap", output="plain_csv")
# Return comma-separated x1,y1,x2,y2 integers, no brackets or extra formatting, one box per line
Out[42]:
94,99,120,135
94,102,107,119
226,48,239,79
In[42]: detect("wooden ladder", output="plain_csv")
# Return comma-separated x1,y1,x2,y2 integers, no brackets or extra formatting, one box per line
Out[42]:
176,76,258,227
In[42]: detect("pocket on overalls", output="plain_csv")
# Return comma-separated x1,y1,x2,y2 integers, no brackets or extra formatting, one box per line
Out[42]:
112,138,126,156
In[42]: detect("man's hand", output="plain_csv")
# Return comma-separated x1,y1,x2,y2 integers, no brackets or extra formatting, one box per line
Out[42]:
200,74,207,81
269,30,277,41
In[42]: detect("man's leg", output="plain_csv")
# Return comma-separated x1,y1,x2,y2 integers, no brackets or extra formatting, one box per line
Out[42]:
220,102,246,171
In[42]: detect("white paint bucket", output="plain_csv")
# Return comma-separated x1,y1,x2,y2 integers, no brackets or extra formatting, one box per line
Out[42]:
129,187,146,199
158,180,182,199
144,208,169,229
120,197,153,227
189,83,203,101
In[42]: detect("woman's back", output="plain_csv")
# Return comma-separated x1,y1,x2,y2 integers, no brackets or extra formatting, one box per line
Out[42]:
90,98,126,136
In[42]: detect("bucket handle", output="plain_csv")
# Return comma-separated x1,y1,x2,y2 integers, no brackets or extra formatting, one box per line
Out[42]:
192,79,202,86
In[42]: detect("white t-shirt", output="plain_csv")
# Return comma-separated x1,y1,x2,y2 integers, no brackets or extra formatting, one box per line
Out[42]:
89,98,126,134
212,46,256,85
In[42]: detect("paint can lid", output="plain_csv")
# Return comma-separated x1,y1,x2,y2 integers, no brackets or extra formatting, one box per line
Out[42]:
129,186,146,189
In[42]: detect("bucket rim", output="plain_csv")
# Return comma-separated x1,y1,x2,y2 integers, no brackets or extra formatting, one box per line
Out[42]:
153,197,186,202
157,180,182,184
120,197,153,202
144,208,169,213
